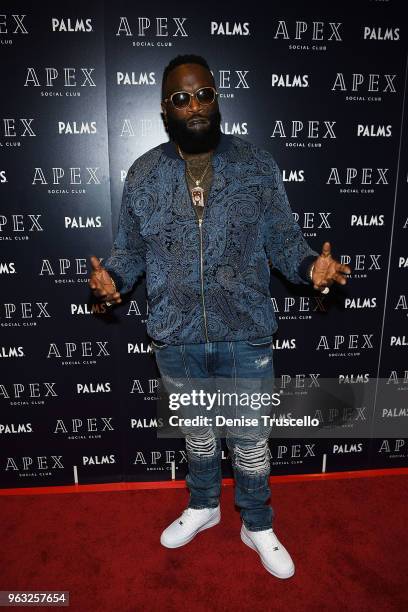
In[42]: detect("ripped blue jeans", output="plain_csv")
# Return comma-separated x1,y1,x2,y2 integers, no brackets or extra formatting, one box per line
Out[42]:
152,336,276,532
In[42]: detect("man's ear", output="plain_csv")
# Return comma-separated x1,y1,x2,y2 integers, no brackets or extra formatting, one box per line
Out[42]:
160,101,167,118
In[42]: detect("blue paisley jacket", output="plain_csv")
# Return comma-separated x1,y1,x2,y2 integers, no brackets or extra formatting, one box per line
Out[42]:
104,134,319,345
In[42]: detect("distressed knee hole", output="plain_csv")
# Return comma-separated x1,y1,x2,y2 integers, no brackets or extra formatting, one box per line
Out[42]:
255,355,271,368
162,374,184,388
233,439,270,473
186,431,217,457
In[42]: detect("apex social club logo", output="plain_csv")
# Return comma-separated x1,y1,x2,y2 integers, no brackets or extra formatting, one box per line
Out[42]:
363,27,399,41
378,439,407,458
272,20,342,52
269,443,317,467
53,416,114,440
271,295,327,323
116,16,188,48
32,166,101,195
394,294,408,317
4,455,64,475
50,18,93,32
120,116,164,140
326,167,389,195
39,257,91,285
315,334,374,357
0,381,57,407
270,119,336,149
0,117,36,149
210,21,250,36
58,121,97,135
209,69,250,101
292,210,331,238
23,67,96,97
0,14,28,45
46,340,110,366
0,213,44,241
276,373,321,390
357,124,392,137
277,380,321,405
340,252,382,280
0,302,51,328
129,378,160,399
132,449,188,472
331,72,397,102
314,408,367,427
126,300,148,324
271,74,309,87
386,371,408,392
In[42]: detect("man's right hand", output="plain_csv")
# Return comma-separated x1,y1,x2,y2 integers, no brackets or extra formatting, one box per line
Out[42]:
88,255,122,305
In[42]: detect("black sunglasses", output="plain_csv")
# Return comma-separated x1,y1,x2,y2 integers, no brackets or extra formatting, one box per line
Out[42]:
163,86,218,110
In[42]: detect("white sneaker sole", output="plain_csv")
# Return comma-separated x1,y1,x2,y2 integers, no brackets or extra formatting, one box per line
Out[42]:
160,509,221,549
240,526,295,579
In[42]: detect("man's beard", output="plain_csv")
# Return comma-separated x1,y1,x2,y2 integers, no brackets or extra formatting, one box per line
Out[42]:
166,108,222,154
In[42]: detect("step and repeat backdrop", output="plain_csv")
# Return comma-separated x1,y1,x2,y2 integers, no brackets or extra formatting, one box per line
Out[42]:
1,0,407,488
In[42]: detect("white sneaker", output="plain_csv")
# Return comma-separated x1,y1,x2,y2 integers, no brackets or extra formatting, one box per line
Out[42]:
160,505,221,548
240,523,295,579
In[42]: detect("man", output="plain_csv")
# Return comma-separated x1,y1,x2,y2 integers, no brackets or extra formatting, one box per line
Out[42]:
89,54,351,579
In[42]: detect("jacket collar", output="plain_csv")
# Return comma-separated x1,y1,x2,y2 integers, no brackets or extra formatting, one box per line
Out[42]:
160,132,232,160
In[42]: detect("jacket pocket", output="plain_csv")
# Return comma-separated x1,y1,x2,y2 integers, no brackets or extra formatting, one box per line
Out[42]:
244,335,273,347
151,339,169,351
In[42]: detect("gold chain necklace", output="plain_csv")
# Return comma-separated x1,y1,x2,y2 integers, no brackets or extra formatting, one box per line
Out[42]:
177,144,212,208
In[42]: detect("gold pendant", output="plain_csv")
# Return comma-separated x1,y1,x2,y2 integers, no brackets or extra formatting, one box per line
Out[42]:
191,186,205,207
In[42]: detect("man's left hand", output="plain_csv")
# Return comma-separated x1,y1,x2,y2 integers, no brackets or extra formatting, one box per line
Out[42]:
311,241,351,291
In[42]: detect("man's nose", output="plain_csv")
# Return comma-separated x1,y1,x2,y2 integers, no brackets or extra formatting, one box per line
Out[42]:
188,94,201,112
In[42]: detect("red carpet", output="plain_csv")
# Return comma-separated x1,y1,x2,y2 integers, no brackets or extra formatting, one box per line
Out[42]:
1,475,407,612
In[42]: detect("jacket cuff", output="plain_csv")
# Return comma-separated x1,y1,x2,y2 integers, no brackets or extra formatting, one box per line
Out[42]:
104,267,124,292
298,254,317,284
